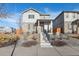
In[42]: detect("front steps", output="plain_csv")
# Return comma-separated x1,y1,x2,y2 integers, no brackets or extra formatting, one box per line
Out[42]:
40,32,53,48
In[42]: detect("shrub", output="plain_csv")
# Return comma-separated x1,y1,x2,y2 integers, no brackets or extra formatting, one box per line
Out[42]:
0,33,17,47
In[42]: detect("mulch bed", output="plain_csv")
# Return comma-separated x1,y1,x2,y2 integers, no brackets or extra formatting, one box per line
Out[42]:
51,40,67,47
0,40,17,48
22,41,38,47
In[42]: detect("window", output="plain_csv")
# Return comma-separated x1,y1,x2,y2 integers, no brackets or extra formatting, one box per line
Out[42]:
28,15,34,19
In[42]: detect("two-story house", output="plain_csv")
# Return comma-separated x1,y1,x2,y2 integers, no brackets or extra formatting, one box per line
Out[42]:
53,11,79,34
0,26,14,33
21,8,53,34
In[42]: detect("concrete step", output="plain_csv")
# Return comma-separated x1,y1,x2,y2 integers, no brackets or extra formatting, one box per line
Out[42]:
40,42,51,45
40,42,53,48
40,42,52,47
41,45,53,48
40,32,53,48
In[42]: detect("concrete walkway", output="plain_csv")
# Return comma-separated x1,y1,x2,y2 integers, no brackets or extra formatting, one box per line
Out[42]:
0,44,79,56
12,45,79,56
0,45,14,56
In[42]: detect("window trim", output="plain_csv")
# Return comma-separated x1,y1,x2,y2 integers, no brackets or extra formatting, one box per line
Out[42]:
28,14,34,19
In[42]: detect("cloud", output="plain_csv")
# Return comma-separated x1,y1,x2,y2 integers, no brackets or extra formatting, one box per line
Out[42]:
73,8,79,11
3,13,20,22
0,13,21,29
44,8,61,19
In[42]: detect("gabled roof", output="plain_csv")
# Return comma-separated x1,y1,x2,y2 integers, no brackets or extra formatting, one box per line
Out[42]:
22,8,41,14
63,11,79,13
54,11,79,20
22,8,50,16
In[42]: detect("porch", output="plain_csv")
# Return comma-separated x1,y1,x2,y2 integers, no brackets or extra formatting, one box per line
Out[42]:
71,19,79,34
35,19,53,33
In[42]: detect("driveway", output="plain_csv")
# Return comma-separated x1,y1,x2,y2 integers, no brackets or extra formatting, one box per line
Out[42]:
0,45,14,56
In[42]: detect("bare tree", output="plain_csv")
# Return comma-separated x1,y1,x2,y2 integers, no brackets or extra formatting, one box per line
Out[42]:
0,4,9,18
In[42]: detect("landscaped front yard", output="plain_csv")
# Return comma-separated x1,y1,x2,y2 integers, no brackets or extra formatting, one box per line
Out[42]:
0,33,18,47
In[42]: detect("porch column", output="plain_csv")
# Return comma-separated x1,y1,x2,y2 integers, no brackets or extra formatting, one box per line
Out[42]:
38,20,40,26
72,24,74,33
37,21,41,33
50,20,53,34
36,26,37,33
77,21,79,34
48,24,49,32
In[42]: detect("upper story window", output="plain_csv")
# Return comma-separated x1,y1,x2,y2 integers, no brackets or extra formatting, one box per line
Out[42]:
28,15,34,19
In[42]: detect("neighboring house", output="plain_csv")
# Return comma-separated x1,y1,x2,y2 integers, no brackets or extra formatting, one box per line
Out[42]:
21,8,53,34
53,11,79,34
0,26,13,33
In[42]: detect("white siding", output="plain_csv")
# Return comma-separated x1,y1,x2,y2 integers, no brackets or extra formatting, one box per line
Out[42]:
64,13,78,21
21,9,51,33
22,10,40,23
40,16,50,19
78,14,79,19
64,12,78,33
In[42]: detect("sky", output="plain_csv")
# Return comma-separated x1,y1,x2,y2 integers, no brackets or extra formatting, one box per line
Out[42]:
0,3,79,29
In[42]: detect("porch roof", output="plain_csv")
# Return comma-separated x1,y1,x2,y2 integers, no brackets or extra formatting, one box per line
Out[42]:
71,19,79,25
35,19,52,26
72,19,79,27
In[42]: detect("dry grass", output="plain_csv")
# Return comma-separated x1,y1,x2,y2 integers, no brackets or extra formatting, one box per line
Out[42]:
21,32,39,47
25,33,40,42
0,33,17,47
68,34,79,39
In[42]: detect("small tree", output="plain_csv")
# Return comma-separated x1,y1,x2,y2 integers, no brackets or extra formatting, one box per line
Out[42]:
0,4,9,18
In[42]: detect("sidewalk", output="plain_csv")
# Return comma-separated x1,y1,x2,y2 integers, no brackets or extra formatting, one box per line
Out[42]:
13,45,39,56
0,37,79,56
0,44,79,56
13,45,79,56
0,45,14,56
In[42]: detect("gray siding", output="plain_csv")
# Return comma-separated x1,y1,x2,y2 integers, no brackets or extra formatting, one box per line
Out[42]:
53,12,64,33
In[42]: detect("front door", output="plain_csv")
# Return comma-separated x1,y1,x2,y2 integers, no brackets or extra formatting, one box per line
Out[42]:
44,25,48,31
